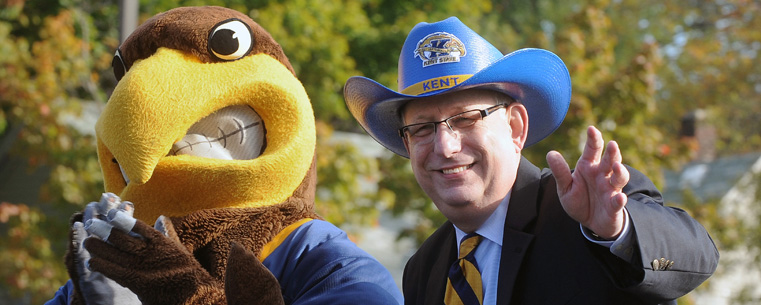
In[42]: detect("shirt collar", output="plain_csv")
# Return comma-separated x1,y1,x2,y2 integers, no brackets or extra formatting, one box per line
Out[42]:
454,192,510,247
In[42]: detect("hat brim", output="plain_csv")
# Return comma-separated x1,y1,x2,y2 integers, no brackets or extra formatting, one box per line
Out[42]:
344,48,571,158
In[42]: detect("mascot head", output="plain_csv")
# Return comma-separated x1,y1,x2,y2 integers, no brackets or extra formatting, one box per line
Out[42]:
96,6,316,222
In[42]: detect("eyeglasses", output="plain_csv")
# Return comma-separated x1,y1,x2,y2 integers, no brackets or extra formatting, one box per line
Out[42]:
398,104,507,145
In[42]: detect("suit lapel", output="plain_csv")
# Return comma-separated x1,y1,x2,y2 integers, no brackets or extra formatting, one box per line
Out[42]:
426,226,457,305
496,157,541,304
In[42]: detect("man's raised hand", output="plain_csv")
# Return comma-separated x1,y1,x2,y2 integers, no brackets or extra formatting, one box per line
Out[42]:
546,126,630,239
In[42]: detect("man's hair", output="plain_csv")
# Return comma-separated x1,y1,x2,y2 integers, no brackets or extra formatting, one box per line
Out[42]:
493,90,517,105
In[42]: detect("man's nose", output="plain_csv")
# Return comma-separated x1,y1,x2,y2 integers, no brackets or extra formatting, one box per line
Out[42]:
433,122,461,157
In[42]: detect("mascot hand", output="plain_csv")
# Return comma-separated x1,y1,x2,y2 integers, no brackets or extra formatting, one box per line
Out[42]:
84,211,225,305
225,242,285,305
70,193,140,304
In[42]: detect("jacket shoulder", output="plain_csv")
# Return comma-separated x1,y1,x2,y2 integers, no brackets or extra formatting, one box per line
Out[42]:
402,223,456,305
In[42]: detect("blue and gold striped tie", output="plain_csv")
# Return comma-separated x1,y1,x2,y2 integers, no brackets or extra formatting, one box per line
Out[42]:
444,233,483,305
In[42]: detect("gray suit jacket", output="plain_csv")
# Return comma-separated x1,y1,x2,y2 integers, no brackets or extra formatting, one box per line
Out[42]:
402,157,718,305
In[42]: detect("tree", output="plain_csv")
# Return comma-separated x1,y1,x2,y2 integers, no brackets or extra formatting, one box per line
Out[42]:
0,203,66,304
651,0,761,155
0,1,119,302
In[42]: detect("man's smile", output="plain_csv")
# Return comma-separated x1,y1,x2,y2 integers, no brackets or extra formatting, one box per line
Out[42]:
441,164,473,175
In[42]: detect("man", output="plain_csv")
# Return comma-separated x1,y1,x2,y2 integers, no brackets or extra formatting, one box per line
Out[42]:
343,17,718,304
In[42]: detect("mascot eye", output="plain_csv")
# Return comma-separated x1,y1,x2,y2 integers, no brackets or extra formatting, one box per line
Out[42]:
112,49,127,81
208,19,254,61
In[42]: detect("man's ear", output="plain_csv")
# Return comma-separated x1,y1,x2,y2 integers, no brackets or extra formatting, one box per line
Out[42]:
402,136,411,156
509,103,529,150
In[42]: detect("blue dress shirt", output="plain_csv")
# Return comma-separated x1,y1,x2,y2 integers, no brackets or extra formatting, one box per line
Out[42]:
453,192,634,305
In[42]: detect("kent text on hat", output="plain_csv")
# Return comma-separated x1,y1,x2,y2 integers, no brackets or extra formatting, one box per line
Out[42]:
344,16,572,158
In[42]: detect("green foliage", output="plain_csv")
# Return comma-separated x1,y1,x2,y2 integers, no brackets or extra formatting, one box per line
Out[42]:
0,2,114,302
253,0,371,128
651,0,761,155
0,4,111,207
0,203,68,304
314,122,387,226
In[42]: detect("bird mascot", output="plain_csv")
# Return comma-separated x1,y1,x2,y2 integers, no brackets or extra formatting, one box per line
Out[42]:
46,6,402,305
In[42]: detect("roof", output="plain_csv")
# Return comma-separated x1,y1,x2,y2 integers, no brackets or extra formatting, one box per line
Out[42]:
662,152,761,204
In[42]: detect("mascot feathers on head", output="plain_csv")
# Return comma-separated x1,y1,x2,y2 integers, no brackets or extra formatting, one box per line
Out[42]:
47,6,402,305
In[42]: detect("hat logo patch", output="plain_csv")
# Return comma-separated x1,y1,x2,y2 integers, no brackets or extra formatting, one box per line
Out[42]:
414,32,466,67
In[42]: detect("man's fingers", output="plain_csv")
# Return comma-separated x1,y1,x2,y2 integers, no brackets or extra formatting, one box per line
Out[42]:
580,126,604,163
613,192,628,210
599,140,622,174
607,140,622,163
547,150,572,191
610,162,630,190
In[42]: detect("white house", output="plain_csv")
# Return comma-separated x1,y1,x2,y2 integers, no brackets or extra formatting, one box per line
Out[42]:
662,152,761,304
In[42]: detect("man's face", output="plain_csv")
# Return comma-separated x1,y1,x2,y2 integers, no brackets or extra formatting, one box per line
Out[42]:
401,89,525,232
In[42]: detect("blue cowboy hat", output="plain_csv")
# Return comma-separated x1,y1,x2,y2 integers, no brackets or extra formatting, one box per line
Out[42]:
344,16,571,158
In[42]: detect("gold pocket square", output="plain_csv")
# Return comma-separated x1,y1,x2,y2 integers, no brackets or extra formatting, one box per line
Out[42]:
651,258,674,271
